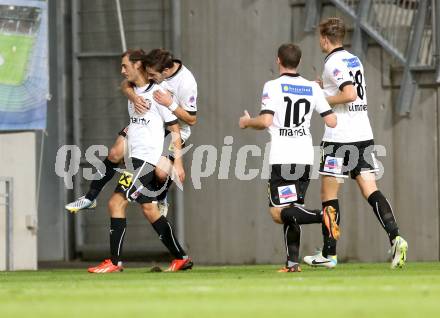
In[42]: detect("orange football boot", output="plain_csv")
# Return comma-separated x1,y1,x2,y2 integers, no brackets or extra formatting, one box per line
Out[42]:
165,258,194,272
323,206,340,240
88,259,123,273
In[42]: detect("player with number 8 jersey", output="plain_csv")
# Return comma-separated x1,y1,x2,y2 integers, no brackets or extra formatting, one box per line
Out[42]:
321,47,373,143
303,17,408,270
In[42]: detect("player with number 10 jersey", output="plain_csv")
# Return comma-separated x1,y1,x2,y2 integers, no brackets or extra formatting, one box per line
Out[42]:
262,73,333,166
239,43,338,273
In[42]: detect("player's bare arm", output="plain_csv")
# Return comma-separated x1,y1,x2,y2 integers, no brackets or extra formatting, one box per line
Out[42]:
121,79,149,114
167,123,185,183
326,83,357,106
153,89,197,126
239,110,273,130
323,112,337,128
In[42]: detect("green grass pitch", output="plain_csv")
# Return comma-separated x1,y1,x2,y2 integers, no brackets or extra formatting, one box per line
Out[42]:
0,34,33,85
0,263,439,318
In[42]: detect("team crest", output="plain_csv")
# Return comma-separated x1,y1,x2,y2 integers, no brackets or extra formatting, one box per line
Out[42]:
333,68,343,80
323,156,343,174
143,98,152,110
277,184,297,204
130,185,144,200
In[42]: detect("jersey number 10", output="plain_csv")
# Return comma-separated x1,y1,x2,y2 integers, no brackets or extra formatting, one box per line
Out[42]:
283,96,311,128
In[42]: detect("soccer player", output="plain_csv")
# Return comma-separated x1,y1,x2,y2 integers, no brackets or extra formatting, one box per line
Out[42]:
122,49,198,217
64,48,150,213
239,43,338,272
303,17,408,269
66,49,198,218
88,49,192,273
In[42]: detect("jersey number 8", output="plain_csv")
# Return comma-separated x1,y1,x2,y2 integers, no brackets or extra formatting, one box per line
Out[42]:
349,70,364,100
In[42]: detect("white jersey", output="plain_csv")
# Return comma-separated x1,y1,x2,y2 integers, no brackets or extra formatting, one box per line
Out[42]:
165,60,197,141
261,73,333,165
127,82,178,165
322,48,373,142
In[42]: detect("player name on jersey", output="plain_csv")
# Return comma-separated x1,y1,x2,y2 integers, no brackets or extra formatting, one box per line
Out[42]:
279,127,306,137
349,104,368,112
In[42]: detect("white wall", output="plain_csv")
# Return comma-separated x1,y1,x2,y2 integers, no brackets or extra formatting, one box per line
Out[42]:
180,0,439,263
0,132,37,270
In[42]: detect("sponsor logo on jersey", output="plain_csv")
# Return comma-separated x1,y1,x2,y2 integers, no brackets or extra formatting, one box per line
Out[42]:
279,127,307,137
118,171,133,188
189,96,195,103
281,84,313,96
278,185,297,204
343,57,361,68
130,117,151,125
